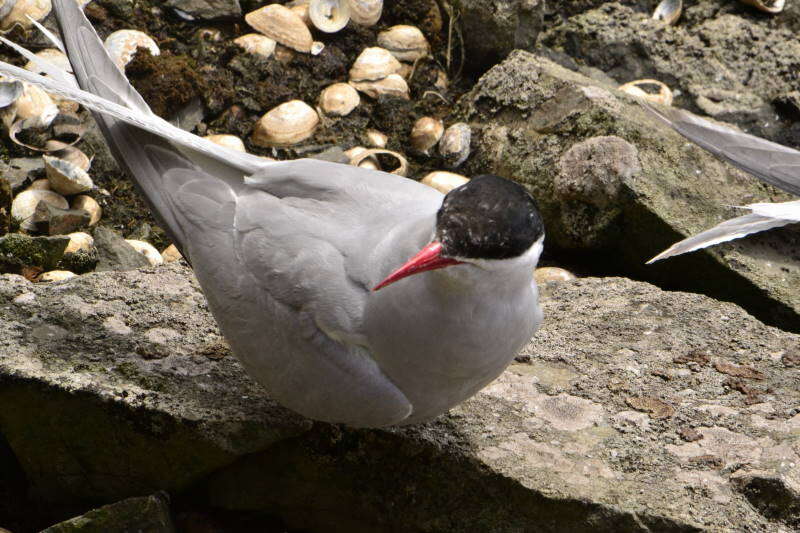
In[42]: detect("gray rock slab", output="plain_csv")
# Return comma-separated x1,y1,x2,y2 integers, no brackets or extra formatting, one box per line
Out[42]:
458,50,800,331
41,493,175,533
165,0,241,20
539,2,800,139
93,226,151,271
1,264,799,531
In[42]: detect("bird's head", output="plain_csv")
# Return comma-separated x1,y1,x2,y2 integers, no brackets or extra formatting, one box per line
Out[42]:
373,174,544,291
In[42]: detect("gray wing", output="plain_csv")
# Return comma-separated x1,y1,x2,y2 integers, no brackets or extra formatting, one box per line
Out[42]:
640,102,800,196
647,212,796,263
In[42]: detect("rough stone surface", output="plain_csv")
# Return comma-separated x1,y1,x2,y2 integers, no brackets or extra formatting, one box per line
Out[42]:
0,233,69,274
93,225,151,271
458,50,800,332
32,201,91,236
41,493,175,533
1,264,799,531
539,2,800,142
457,0,545,75
164,0,241,20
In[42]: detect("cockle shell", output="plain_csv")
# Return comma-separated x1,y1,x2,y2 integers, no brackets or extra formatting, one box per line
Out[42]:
739,0,784,14
618,79,673,106
534,267,577,284
12,83,58,128
27,179,50,191
349,47,402,82
252,100,319,147
349,148,407,176
104,30,160,70
346,0,381,26
204,134,246,152
1,0,51,31
420,171,469,194
287,0,311,24
350,74,409,100
365,129,387,148
39,270,76,282
245,4,324,55
71,195,101,226
309,0,350,33
44,141,92,171
11,189,68,231
410,116,443,154
126,239,164,266
161,243,183,263
233,34,277,58
24,49,71,75
652,0,681,25
318,82,360,116
377,25,429,62
344,146,377,170
43,155,93,196
439,122,471,168
64,231,94,254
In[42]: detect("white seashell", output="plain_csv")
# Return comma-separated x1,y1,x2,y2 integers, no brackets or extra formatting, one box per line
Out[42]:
1,0,51,31
0,0,15,21
439,122,471,168
349,74,409,100
318,83,360,116
420,171,469,194
349,148,407,176
12,83,58,128
396,63,413,80
64,231,94,254
534,267,577,284
11,189,68,231
344,146,378,170
245,4,324,55
618,79,673,106
287,0,311,24
739,0,785,14
410,116,443,154
70,195,102,226
104,30,160,71
349,47,402,82
43,155,93,196
204,134,246,152
652,0,681,24
39,270,76,282
252,99,319,147
309,0,350,33
26,178,50,191
125,239,164,266
44,140,91,171
233,34,277,58
24,49,71,75
161,243,183,263
346,0,381,26
365,129,387,148
377,25,429,62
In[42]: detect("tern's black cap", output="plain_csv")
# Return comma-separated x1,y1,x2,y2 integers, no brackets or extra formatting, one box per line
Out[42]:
435,174,544,260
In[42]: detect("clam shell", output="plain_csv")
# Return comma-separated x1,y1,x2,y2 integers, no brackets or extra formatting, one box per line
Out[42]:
204,134,246,152
420,171,469,194
618,79,673,106
349,47,402,82
11,189,68,231
410,116,443,154
349,148,407,176
0,80,22,108
739,0,784,14
346,0,381,26
318,82,360,116
1,0,51,31
13,83,58,128
309,0,350,33
287,0,311,24
161,243,183,263
44,140,91,171
39,270,76,282
27,179,50,191
344,146,378,170
365,129,387,148
349,74,409,100
24,49,71,75
534,267,577,284
71,195,101,226
652,0,681,24
43,155,94,196
245,4,324,55
438,122,471,168
0,0,15,21
126,239,164,266
104,30,160,70
64,231,94,254
233,34,277,58
377,25,429,62
252,99,319,147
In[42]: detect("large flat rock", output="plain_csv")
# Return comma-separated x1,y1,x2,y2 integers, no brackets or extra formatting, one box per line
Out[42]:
1,264,799,531
458,50,800,331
